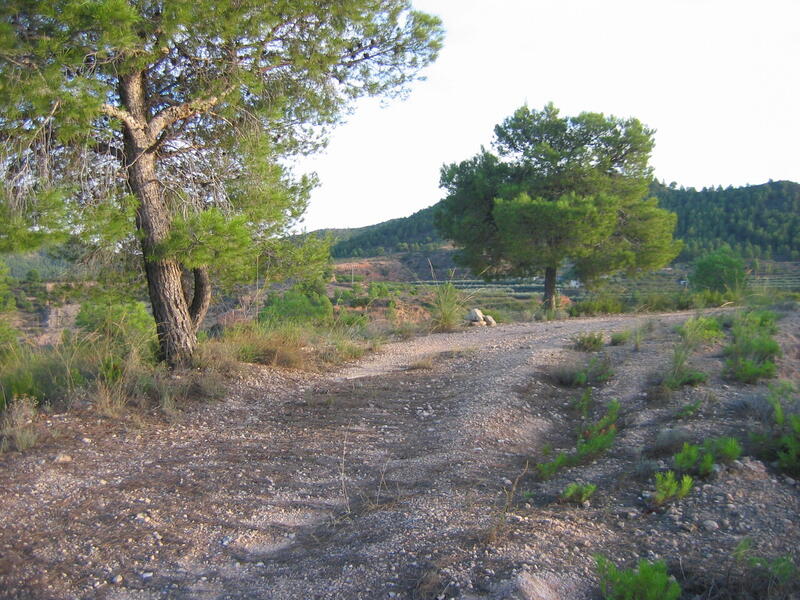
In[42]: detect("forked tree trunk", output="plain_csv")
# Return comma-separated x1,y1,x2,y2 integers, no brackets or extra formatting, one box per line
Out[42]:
543,266,558,312
119,72,209,367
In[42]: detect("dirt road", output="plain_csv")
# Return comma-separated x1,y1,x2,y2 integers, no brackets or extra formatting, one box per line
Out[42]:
1,312,798,599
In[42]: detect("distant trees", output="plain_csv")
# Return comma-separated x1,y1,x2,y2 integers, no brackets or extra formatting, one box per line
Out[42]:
654,180,800,261
0,0,444,366
330,205,441,258
435,103,681,309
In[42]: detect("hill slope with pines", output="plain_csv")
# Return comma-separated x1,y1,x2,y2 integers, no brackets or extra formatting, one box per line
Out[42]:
326,180,800,262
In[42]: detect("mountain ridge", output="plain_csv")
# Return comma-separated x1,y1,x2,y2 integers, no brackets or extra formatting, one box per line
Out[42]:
321,180,800,262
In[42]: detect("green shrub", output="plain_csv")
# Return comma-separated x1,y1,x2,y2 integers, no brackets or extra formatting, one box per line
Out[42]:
561,482,596,504
673,442,700,473
573,331,604,351
635,291,695,312
552,355,614,388
690,246,747,294
732,538,800,598
569,295,624,317
537,400,619,479
0,343,86,407
750,382,800,476
652,470,693,506
0,395,39,452
430,282,463,333
573,389,593,418
678,315,723,346
367,281,389,299
709,436,742,463
675,399,701,419
728,358,777,383
259,287,334,325
610,330,630,346
595,555,681,600
0,319,20,357
663,343,707,389
673,437,740,478
724,310,781,383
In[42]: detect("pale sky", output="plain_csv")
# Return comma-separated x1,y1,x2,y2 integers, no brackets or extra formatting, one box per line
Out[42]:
296,0,800,232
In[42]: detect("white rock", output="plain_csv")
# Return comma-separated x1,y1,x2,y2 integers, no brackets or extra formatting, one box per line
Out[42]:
466,308,485,322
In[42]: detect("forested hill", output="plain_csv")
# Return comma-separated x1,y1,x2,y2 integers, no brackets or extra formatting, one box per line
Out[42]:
327,180,800,261
652,180,800,260
328,205,441,258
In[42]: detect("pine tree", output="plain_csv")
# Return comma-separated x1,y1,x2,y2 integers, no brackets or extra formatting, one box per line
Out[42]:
0,1,443,365
436,103,681,309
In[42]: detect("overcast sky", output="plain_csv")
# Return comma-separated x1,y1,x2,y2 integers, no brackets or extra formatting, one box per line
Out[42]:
296,0,800,232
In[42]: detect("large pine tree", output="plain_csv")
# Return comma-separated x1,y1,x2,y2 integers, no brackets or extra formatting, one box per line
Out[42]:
0,1,443,365
436,103,682,309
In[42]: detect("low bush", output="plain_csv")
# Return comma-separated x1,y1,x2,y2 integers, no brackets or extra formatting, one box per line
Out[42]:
573,331,605,352
675,399,702,419
595,555,681,600
569,295,625,317
561,482,596,504
732,538,800,599
551,355,614,388
751,381,800,476
0,342,86,407
430,282,463,333
259,286,334,326
724,310,781,383
673,437,741,478
537,400,619,479
651,470,693,506
0,395,38,452
610,330,630,346
677,315,724,347
663,343,707,390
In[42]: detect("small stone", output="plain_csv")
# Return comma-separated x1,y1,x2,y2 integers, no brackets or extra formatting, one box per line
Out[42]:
785,476,797,485
111,574,123,585
702,520,719,531
54,453,72,463
81,438,92,444
502,478,513,486
141,572,153,580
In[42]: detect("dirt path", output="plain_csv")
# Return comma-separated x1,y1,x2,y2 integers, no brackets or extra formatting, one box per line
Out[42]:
1,311,798,600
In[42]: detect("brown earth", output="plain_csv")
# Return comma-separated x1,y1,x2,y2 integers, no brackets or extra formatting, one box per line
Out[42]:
1,309,799,599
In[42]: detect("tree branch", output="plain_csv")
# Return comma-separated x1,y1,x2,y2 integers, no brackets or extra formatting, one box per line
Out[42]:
101,103,147,139
147,91,231,140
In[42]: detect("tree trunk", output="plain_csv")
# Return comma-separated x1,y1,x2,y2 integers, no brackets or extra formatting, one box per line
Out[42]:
188,267,212,334
543,266,557,312
120,72,197,368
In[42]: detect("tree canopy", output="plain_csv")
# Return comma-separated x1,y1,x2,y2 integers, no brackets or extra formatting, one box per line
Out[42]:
435,103,682,308
0,0,444,365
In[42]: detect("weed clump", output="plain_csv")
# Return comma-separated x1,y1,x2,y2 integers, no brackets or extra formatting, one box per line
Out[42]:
595,555,681,600
724,310,781,383
651,470,693,507
751,381,800,476
551,355,614,388
610,330,630,346
537,400,619,479
573,331,605,352
0,395,38,452
430,282,463,333
561,482,597,505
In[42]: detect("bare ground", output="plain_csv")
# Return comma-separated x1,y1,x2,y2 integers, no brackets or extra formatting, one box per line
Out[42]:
1,310,799,599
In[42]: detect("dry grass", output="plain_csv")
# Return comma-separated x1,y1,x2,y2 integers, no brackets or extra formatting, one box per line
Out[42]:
1,395,39,453
407,355,435,370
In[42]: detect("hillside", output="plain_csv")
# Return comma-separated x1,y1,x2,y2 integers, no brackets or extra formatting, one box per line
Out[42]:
327,180,800,263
